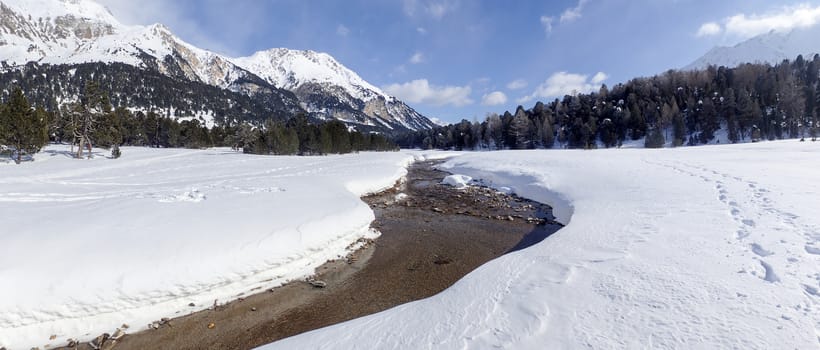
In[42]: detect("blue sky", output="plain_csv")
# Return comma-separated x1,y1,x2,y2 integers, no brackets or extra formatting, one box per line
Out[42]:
98,0,820,124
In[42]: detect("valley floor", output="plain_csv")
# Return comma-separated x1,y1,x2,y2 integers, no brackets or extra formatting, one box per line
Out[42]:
81,160,559,350
264,140,820,349
0,146,433,349
2,141,819,349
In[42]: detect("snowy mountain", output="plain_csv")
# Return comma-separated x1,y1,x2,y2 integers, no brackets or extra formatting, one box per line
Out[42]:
233,49,436,131
686,25,820,70
0,0,245,87
0,0,434,132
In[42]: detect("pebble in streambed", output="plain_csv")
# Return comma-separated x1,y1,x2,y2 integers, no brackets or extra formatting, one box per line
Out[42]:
367,160,560,231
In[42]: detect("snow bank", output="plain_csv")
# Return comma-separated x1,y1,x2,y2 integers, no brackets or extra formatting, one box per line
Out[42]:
0,146,428,349
262,141,820,349
441,174,472,189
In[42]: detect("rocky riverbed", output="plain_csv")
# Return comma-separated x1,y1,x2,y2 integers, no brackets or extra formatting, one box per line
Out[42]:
57,160,562,350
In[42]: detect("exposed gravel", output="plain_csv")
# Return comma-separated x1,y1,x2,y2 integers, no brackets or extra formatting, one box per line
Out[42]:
59,160,562,350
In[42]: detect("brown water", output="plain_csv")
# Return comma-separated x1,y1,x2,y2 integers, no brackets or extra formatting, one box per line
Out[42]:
60,160,562,350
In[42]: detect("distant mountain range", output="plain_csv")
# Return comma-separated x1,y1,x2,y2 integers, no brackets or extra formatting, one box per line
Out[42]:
0,0,435,132
686,25,820,70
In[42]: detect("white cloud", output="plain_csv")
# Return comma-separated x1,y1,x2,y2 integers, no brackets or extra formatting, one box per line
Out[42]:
390,64,408,78
540,15,554,34
726,4,820,37
541,0,588,35
403,0,418,16
516,96,534,104
417,27,428,35
409,52,425,64
591,72,608,85
507,79,528,90
427,3,448,19
520,71,608,102
697,4,820,40
336,24,350,37
560,0,589,23
481,91,508,106
696,22,722,37
382,79,473,107
403,0,459,20
473,77,491,84
428,117,448,126
96,0,255,56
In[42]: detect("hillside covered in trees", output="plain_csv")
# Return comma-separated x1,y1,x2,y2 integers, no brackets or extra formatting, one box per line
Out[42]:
0,62,303,127
398,55,820,150
0,82,396,163
0,61,427,136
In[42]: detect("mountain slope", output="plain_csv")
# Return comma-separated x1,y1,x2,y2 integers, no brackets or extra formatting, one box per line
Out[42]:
0,0,240,87
232,49,436,131
0,0,434,132
686,25,820,70
0,0,303,124
0,61,302,127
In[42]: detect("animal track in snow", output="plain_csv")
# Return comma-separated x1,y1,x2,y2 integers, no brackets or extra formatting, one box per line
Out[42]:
158,189,206,203
759,260,780,283
751,243,774,257
804,284,819,297
805,245,820,255
649,160,820,293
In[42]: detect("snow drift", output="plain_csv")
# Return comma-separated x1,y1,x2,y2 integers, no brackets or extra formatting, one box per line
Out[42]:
0,146,416,349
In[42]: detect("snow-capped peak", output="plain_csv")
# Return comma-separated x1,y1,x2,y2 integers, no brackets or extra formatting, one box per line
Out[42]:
0,0,122,28
1,0,436,132
0,0,244,88
232,48,392,102
685,25,820,70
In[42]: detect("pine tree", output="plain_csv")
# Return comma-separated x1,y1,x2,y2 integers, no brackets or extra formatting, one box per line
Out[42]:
95,106,125,148
813,83,820,141
736,88,759,140
672,113,686,146
644,125,665,148
700,98,718,143
144,111,160,147
0,88,48,163
483,113,503,150
509,107,533,149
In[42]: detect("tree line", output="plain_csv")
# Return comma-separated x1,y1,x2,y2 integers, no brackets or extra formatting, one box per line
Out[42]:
237,114,398,155
0,82,397,163
1,61,414,136
398,55,820,150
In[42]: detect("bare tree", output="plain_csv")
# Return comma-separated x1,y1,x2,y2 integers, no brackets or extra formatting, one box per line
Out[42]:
69,82,111,159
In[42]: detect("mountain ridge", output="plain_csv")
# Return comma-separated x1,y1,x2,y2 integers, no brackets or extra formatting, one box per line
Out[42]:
0,0,435,132
685,25,820,70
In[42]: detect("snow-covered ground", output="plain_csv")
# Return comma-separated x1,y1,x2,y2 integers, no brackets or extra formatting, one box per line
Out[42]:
3,142,819,349
0,146,434,349
263,140,820,349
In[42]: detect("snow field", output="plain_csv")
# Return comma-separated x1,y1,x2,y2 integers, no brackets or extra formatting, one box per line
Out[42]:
0,146,418,349
263,141,820,349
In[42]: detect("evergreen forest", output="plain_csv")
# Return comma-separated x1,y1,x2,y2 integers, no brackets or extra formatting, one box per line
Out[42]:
0,82,397,163
397,55,820,150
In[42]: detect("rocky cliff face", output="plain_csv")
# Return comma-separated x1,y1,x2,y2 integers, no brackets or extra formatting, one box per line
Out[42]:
231,48,437,131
